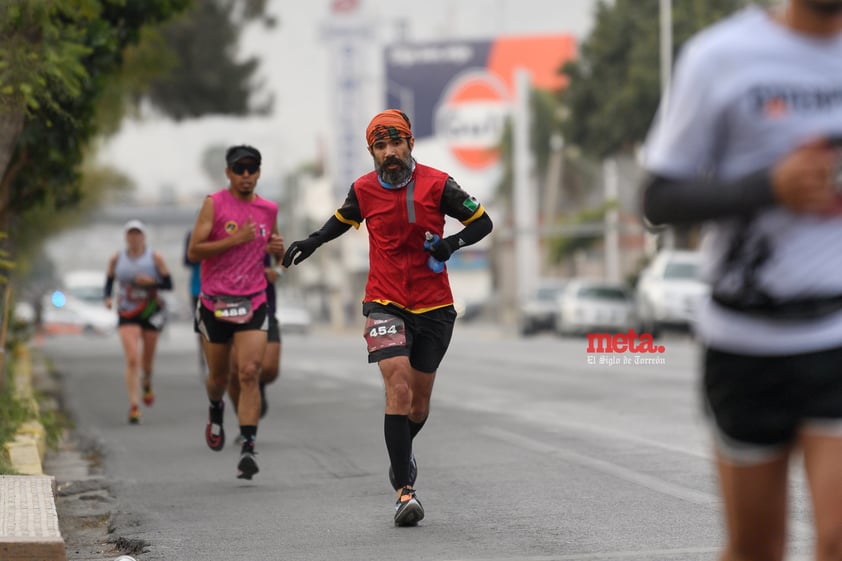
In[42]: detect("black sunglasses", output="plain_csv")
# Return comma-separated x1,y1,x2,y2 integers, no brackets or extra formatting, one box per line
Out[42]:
230,162,260,175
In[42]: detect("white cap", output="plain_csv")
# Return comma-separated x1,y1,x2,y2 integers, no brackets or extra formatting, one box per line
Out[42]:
124,219,146,235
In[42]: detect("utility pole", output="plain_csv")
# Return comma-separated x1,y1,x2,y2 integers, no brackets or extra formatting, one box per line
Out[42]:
659,0,673,114
604,158,620,283
658,0,675,251
513,68,539,307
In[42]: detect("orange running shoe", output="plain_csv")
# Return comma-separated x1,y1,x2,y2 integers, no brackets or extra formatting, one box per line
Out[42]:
129,405,141,425
394,487,424,527
142,385,155,407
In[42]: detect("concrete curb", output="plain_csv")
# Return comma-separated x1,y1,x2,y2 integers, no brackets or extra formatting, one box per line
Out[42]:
0,475,66,561
1,345,67,561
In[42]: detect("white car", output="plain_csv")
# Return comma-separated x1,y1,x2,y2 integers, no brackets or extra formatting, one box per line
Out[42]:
276,300,312,334
635,250,710,335
13,301,36,324
62,269,106,306
41,292,116,336
518,279,568,335
555,279,637,337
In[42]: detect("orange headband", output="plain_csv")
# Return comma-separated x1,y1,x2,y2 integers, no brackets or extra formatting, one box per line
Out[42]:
366,109,412,147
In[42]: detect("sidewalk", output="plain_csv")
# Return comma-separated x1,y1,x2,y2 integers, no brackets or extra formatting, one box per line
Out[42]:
0,475,65,561
0,346,66,561
6,345,141,561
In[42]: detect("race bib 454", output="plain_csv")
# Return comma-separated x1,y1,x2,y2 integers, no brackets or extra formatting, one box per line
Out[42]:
364,313,406,352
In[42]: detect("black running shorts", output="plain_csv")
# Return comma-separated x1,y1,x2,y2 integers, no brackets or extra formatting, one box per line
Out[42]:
704,345,842,456
118,307,166,332
195,301,268,344
267,314,281,344
362,302,457,373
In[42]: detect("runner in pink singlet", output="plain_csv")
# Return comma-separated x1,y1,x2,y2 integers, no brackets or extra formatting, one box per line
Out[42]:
187,145,285,480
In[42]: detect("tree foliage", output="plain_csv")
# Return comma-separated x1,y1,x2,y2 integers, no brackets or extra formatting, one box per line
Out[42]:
0,0,275,236
559,0,773,158
143,0,275,120
0,1,92,190
547,201,616,264
0,0,191,229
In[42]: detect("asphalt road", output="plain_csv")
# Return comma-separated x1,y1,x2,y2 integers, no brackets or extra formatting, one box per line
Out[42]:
41,322,817,561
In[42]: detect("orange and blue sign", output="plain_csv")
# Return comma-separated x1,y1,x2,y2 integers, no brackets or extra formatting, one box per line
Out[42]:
385,35,576,171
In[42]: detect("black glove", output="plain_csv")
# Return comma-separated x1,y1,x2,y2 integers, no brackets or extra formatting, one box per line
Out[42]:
425,236,456,262
282,236,321,266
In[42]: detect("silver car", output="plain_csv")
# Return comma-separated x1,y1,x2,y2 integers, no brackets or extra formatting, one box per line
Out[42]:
518,279,568,335
555,279,637,337
635,250,709,335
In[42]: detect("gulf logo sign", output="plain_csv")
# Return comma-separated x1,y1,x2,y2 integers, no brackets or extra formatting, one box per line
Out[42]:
433,71,510,170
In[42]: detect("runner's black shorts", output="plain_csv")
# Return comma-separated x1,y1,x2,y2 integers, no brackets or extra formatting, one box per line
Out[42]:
268,314,281,343
193,299,278,341
195,301,268,344
362,302,457,373
118,305,166,332
704,345,842,461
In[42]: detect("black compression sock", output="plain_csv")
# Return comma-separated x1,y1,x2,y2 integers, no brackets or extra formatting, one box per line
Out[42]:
384,414,412,487
408,417,427,439
240,425,257,443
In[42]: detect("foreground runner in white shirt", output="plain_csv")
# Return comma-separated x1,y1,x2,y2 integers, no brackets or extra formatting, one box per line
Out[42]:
642,2,842,560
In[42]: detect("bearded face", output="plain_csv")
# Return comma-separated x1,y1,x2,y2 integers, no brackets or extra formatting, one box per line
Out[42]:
375,153,414,186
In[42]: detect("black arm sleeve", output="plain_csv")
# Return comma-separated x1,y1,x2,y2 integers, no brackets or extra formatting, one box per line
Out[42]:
642,169,776,226
156,275,173,290
335,184,363,225
310,215,352,245
104,275,114,298
445,212,493,250
183,232,196,266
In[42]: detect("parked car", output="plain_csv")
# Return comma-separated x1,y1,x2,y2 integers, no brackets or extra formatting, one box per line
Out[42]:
635,250,709,335
276,300,312,334
518,279,568,335
41,291,116,336
555,279,637,337
62,269,106,306
13,301,36,324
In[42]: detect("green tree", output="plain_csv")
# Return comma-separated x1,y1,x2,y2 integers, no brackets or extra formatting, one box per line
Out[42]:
0,1,191,370
0,0,191,230
0,0,274,232
143,0,276,119
559,0,773,158
0,1,90,195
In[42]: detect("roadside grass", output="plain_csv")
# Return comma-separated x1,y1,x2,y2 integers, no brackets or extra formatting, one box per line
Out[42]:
0,373,31,475
0,353,69,475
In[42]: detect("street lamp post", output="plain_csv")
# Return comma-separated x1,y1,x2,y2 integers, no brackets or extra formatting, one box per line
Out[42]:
659,0,675,250
659,0,672,112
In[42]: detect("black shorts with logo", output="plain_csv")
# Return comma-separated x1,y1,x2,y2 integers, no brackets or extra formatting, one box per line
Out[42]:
195,301,268,344
362,302,457,373
704,345,842,452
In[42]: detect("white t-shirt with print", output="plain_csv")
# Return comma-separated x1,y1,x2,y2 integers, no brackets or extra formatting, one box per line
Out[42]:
644,6,842,355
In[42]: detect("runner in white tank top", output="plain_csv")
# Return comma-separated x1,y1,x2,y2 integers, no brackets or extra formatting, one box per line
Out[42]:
105,219,173,425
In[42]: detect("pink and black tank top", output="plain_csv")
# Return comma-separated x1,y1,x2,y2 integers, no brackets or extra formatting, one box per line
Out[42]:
199,189,278,311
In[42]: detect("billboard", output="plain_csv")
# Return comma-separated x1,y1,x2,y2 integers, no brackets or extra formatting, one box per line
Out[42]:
385,35,576,199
